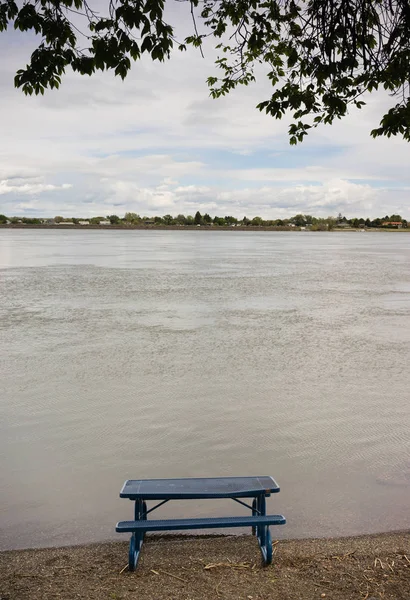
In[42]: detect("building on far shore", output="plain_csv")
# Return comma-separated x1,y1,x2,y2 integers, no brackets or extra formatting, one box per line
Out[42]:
336,221,350,228
55,221,74,225
99,220,111,225
382,221,403,228
78,221,90,225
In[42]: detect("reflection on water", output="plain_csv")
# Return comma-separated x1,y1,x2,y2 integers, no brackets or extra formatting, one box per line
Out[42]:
0,229,410,550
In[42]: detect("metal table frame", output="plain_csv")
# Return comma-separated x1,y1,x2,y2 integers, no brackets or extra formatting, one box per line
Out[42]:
118,476,283,570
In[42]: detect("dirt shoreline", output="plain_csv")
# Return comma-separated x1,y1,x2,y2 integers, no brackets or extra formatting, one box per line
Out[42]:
1,530,409,599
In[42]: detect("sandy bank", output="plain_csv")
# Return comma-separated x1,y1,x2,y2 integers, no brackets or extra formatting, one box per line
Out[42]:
1,531,409,599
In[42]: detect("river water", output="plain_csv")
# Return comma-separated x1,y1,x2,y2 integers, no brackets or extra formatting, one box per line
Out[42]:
1,229,409,550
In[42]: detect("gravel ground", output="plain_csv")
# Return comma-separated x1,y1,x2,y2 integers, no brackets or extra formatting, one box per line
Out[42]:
1,531,409,600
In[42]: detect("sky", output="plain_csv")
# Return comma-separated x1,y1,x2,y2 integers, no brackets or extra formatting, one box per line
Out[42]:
0,3,409,220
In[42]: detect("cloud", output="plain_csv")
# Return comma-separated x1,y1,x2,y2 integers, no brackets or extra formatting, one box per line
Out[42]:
0,14,409,219
0,179,72,195
182,179,383,218
175,185,211,194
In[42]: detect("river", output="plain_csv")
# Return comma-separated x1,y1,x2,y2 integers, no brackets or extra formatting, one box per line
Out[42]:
1,229,409,550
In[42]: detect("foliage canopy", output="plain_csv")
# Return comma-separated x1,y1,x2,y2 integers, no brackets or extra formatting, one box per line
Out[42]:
1,0,410,142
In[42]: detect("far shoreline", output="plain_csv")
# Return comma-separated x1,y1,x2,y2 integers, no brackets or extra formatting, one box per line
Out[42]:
1,224,409,232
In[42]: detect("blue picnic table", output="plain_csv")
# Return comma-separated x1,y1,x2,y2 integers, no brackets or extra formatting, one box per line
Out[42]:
116,476,286,571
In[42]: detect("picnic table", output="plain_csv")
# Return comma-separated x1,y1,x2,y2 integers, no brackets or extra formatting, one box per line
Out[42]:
116,476,286,571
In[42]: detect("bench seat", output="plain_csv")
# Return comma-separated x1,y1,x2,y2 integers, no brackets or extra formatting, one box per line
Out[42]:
116,514,286,533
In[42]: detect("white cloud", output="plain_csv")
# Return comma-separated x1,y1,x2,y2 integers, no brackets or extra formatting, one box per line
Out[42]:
175,185,211,194
0,179,72,195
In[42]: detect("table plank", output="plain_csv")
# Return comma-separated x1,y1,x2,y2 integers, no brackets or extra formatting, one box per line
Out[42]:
120,476,279,499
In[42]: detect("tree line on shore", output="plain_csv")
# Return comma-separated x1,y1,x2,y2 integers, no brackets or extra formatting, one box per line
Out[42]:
0,212,408,229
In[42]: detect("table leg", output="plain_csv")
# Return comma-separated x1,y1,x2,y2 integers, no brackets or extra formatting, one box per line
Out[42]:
128,499,145,572
256,494,273,565
258,495,266,546
251,498,257,536
142,501,147,541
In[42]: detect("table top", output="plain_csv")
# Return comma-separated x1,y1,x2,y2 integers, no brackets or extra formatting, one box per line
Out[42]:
120,476,280,499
